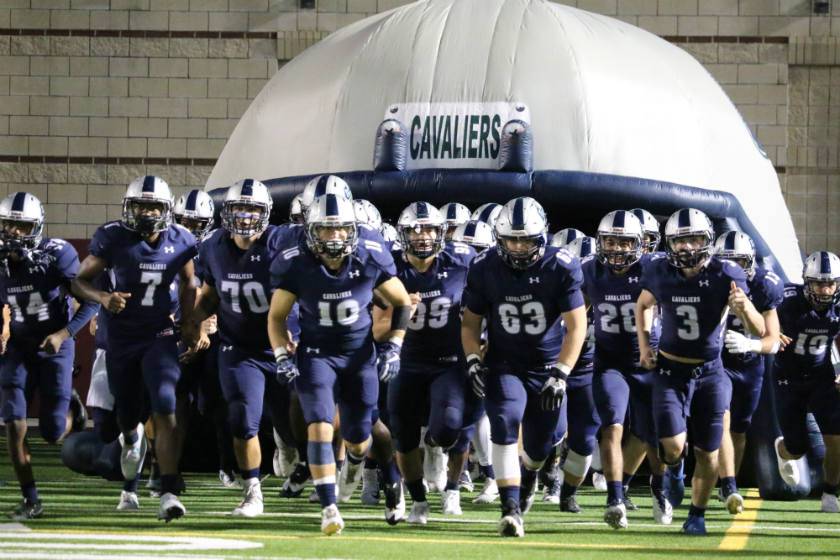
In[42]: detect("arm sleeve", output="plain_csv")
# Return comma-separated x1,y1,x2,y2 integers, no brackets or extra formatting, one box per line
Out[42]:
555,251,585,313
196,243,215,287
270,252,299,295
463,260,489,315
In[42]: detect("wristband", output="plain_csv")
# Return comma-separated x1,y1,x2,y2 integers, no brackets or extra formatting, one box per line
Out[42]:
467,353,481,364
274,347,289,361
388,336,403,348
749,338,763,353
554,362,572,379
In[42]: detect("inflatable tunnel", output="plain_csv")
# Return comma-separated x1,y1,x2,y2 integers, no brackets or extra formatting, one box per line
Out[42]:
205,0,809,499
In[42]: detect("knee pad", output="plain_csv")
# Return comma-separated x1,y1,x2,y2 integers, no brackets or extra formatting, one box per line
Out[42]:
228,400,257,440
563,449,593,478
488,412,518,445
40,412,66,444
658,441,686,467
521,449,545,471
340,408,372,445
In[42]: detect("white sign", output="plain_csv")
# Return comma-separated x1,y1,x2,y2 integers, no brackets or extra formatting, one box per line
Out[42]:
385,102,530,169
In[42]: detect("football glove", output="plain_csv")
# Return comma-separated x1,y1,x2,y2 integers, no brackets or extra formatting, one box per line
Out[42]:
724,329,762,354
275,354,299,385
467,354,487,398
376,341,401,383
541,366,569,411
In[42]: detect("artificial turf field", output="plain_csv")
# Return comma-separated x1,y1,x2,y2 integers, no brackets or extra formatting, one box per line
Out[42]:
1,438,839,560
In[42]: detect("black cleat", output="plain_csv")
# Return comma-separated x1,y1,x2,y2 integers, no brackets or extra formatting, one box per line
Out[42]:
498,498,524,537
69,389,88,433
623,491,638,511
280,462,311,498
560,495,582,513
9,498,43,520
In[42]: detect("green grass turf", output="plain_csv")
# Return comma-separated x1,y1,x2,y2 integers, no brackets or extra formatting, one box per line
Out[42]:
1,437,840,559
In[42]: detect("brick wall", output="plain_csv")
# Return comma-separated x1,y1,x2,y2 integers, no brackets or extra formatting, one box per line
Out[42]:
1,0,838,254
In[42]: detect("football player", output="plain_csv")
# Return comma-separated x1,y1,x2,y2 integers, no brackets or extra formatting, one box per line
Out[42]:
452,220,495,254
635,208,764,535
380,202,475,522
72,176,199,522
186,179,294,517
772,251,840,513
0,192,96,519
715,231,783,514
582,211,670,529
267,193,412,535
462,197,587,537
439,202,471,241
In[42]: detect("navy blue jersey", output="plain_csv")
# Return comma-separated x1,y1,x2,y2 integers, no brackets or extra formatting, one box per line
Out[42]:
444,240,478,262
197,225,287,355
570,307,594,376
640,255,748,361
93,273,112,350
89,221,197,341
1,238,83,341
463,246,585,371
723,265,784,367
270,237,397,352
775,284,840,371
396,242,473,363
582,254,661,367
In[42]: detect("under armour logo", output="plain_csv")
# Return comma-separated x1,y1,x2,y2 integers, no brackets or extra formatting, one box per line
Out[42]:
251,255,261,262
164,246,174,254
221,345,232,352
628,277,639,283
305,346,320,354
831,316,839,323
698,280,709,287
529,277,540,284
778,379,789,386
348,270,360,278
659,368,671,376
437,271,448,279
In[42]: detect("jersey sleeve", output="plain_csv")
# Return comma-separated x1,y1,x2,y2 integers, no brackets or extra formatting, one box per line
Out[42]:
756,271,785,312
196,241,215,287
49,239,80,284
638,254,662,298
553,249,585,313
722,259,749,294
363,239,397,287
88,223,116,265
463,254,489,315
270,246,300,294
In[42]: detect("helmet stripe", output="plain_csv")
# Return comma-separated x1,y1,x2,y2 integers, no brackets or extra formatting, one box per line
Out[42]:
185,190,199,211
821,251,832,275
142,175,156,193
314,175,330,197
512,198,525,229
613,210,626,228
416,201,429,219
11,191,27,212
478,204,497,223
724,231,736,251
465,221,477,237
678,208,691,229
446,204,457,220
241,179,254,197
325,193,339,217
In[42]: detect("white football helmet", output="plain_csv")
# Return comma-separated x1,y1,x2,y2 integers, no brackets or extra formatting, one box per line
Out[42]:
300,174,353,214
452,219,494,252
221,178,272,237
596,210,644,271
494,197,548,270
714,231,756,275
630,208,661,253
380,222,401,250
397,201,447,259
803,251,840,309
353,199,383,230
664,208,715,269
122,175,173,235
439,202,471,229
550,228,584,248
567,236,597,259
305,193,358,258
0,192,45,252
173,189,215,240
472,203,502,226
289,194,304,224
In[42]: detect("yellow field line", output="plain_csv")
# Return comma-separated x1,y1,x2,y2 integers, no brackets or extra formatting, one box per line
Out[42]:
718,488,762,551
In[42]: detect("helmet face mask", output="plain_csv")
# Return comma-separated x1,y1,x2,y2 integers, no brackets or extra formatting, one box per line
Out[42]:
397,202,446,259
494,197,548,270
664,208,715,270
597,234,642,270
309,223,357,258
174,215,212,238
0,192,45,258
121,176,173,236
804,280,839,309
305,194,358,259
221,179,272,237
497,234,546,269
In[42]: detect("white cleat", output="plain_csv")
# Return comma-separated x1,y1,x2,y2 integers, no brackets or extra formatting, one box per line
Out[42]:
321,504,344,535
157,492,186,522
338,460,363,503
360,467,380,505
273,436,299,478
592,471,608,492
821,493,840,513
774,436,801,487
604,502,628,530
442,489,462,515
473,478,499,504
232,483,264,517
116,490,139,511
218,470,241,489
424,446,448,493
651,489,673,525
118,424,147,481
384,482,406,525
726,492,744,515
407,501,430,525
